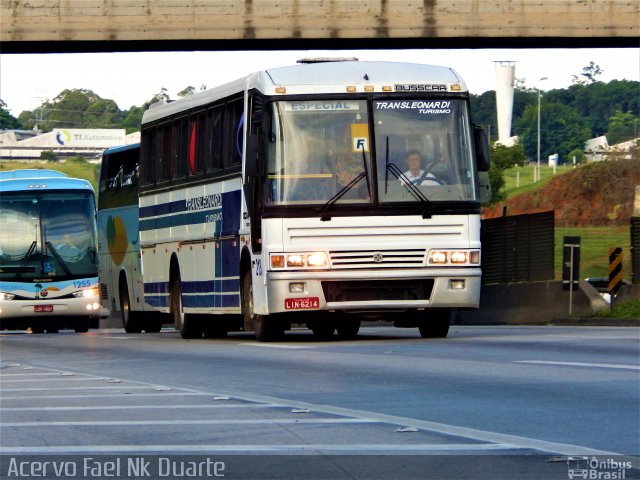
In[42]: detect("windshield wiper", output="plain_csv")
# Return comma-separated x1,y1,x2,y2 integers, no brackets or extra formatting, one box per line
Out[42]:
384,136,433,218
45,241,72,276
319,144,370,219
14,241,37,277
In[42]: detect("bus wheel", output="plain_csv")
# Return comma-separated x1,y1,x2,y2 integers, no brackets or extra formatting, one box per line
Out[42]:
46,320,60,334
309,319,335,340
242,271,282,342
31,325,45,334
203,321,228,339
143,316,162,333
120,280,142,333
74,319,89,333
418,309,451,338
336,317,360,339
171,274,202,339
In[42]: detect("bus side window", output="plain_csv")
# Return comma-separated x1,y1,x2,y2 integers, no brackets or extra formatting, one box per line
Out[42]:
158,122,172,183
141,128,156,186
172,117,188,181
224,97,244,168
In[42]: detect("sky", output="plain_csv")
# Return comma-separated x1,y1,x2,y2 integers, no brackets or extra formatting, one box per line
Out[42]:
1,48,638,117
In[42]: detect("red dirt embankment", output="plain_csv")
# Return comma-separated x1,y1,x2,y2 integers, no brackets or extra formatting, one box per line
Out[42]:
482,159,640,227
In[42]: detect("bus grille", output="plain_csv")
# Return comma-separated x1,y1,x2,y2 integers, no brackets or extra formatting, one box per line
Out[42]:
100,284,109,300
322,279,434,303
329,249,426,269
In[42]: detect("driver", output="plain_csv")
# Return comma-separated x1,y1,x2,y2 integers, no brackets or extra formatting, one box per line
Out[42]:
402,151,440,186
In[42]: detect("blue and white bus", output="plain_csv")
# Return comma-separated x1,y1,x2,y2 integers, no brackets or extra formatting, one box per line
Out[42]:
0,169,103,333
138,59,490,341
97,143,166,333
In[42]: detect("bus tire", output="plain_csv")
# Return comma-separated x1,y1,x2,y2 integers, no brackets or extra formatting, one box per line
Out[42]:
31,324,45,334
309,318,335,339
120,278,142,333
203,320,228,339
46,319,60,333
336,317,360,339
143,316,162,333
74,319,90,333
418,308,451,338
242,270,282,342
171,273,202,339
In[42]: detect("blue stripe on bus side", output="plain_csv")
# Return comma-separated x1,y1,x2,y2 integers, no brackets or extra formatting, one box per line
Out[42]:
144,280,238,294
143,294,239,309
138,191,241,233
139,209,222,232
183,294,240,309
180,279,240,293
144,282,170,294
144,295,168,308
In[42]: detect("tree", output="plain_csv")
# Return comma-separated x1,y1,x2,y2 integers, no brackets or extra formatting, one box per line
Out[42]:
514,102,590,164
84,98,122,128
571,62,603,85
147,88,170,106
177,86,196,98
0,99,22,129
121,106,144,134
607,110,639,145
485,143,528,204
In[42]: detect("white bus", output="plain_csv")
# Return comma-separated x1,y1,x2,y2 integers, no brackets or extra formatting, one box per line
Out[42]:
139,59,490,341
0,169,103,333
97,143,167,333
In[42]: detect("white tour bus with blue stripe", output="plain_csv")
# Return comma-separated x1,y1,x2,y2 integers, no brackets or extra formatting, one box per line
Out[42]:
139,59,490,341
0,169,104,333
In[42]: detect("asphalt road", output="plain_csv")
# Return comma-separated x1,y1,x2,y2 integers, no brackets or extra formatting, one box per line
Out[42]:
1,325,638,480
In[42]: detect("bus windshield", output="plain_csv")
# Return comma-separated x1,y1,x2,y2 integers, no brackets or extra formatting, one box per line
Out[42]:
265,98,476,207
266,100,372,206
0,191,97,281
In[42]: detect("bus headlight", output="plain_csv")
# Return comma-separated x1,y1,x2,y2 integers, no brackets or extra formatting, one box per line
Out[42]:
270,252,329,270
0,292,15,301
428,250,480,265
73,287,99,298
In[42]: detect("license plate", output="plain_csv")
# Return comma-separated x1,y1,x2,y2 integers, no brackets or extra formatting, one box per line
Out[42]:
284,297,320,310
34,305,54,313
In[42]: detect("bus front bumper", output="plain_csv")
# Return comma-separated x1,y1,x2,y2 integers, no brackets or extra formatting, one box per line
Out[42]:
0,298,103,319
265,268,481,315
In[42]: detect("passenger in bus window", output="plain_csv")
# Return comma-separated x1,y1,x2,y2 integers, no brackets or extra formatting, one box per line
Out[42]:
402,151,441,186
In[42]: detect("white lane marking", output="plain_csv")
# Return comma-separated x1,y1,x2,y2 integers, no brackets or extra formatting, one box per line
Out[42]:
240,343,313,349
545,335,638,340
515,360,640,371
0,385,153,392
167,387,622,457
4,418,376,427
0,373,67,377
0,403,281,412
5,363,623,457
0,377,107,383
0,443,508,454
0,392,204,400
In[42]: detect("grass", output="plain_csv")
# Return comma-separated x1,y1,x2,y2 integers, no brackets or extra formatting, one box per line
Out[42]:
555,226,631,280
0,158,99,192
503,164,573,198
593,298,640,319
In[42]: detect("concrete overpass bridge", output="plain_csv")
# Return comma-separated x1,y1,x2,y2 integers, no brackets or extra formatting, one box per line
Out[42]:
1,0,637,53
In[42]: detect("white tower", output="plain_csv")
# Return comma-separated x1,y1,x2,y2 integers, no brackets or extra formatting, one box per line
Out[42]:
494,61,516,143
